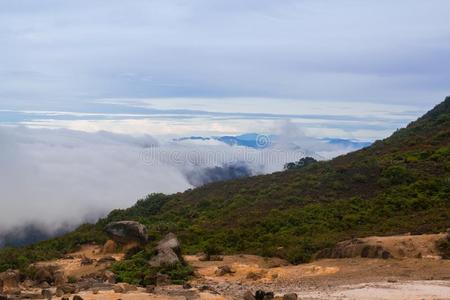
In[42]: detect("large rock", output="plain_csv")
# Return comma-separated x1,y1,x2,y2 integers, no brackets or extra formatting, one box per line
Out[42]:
102,270,116,284
104,221,148,245
53,270,66,287
0,270,20,295
148,233,181,268
156,233,180,254
34,268,53,284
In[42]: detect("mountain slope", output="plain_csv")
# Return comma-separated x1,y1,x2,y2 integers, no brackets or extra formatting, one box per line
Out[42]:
1,97,449,271
100,97,449,261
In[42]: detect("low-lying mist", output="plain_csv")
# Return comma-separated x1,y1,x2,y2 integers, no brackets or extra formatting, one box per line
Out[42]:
0,125,355,246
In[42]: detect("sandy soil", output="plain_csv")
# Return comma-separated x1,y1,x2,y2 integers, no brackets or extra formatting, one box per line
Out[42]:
359,233,447,259
34,244,124,278
186,253,450,299
31,233,450,299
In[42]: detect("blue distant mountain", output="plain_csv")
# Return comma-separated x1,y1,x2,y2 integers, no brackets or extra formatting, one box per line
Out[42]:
175,134,371,150
321,138,372,149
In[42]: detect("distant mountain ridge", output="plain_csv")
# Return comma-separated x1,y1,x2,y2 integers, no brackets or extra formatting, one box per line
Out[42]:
175,134,372,150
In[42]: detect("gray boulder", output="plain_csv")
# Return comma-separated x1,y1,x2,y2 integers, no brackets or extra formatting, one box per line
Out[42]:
0,270,20,295
104,221,148,245
148,233,181,268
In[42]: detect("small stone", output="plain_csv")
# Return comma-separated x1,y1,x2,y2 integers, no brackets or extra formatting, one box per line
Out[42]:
42,289,52,300
246,272,263,281
244,290,256,300
215,265,234,276
182,283,192,289
145,285,155,293
283,293,298,300
55,288,64,297
40,282,50,289
102,270,116,284
72,295,83,300
80,256,94,266
92,288,99,295
156,273,171,286
60,284,77,294
113,285,124,293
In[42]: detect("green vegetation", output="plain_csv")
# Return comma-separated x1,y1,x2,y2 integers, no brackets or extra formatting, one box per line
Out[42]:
437,235,450,259
111,246,193,285
284,156,318,170
0,97,449,271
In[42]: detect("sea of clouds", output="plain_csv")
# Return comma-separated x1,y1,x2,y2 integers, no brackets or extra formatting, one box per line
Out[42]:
0,124,357,245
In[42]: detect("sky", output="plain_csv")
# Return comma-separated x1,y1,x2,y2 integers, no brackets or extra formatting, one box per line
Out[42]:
0,1,449,238
1,1,449,108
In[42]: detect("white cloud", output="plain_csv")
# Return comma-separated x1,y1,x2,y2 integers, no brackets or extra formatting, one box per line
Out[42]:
0,124,353,234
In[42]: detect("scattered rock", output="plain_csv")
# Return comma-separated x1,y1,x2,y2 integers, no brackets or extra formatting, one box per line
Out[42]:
156,233,180,253
113,283,137,294
61,297,69,300
40,282,50,289
255,290,274,300
381,250,391,259
72,295,83,300
80,256,94,266
59,284,77,294
209,255,224,261
215,265,234,276
198,254,224,261
19,292,43,299
76,280,94,291
102,271,116,284
92,288,99,295
97,256,116,265
0,270,20,295
182,283,192,290
41,289,52,300
53,270,66,287
283,293,297,300
104,221,148,245
149,233,181,268
113,285,123,294
156,274,171,286
34,268,53,284
145,285,155,293
102,240,117,254
149,248,180,268
198,285,219,294
246,272,264,281
55,289,64,297
244,290,256,300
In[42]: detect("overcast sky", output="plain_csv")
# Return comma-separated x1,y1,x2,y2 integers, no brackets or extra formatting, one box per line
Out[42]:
1,0,450,238
1,0,449,109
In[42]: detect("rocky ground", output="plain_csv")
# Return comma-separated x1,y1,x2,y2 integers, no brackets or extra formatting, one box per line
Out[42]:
1,225,449,300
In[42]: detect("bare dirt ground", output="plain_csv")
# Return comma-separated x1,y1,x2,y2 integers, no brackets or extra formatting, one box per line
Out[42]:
358,233,447,259
34,233,450,299
187,255,450,299
34,244,124,278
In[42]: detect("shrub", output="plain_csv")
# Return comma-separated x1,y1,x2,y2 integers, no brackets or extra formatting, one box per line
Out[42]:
437,236,450,259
